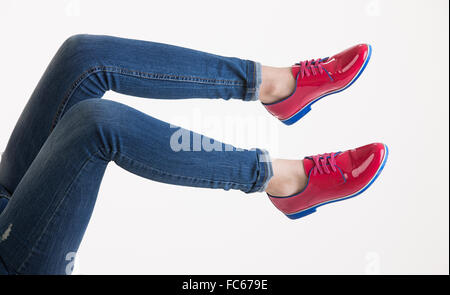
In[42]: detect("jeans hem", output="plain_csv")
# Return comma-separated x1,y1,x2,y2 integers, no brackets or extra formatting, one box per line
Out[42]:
249,148,273,193
244,61,262,102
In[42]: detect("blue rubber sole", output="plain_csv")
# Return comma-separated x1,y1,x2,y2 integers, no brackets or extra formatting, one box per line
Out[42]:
286,143,389,220
282,44,372,126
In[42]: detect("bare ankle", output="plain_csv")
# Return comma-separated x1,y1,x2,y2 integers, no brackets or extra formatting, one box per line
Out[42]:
265,159,307,196
259,66,296,104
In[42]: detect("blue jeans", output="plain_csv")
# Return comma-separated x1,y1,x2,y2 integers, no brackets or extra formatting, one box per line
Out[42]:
0,34,272,274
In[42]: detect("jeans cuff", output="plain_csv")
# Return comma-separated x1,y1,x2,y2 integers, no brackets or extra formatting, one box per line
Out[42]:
244,60,262,102
252,148,273,193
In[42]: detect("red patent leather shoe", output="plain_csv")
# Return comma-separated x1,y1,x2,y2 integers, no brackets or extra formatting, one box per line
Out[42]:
263,44,372,125
268,143,388,219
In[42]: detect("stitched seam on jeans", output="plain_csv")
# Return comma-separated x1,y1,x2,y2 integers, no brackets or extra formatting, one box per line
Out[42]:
250,61,256,95
50,65,246,132
245,62,250,99
245,62,256,96
253,61,256,90
261,151,269,192
117,151,255,188
258,152,267,192
251,150,265,193
16,150,105,274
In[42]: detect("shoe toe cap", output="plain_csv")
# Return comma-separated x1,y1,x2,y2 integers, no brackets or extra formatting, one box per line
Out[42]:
335,44,370,73
349,143,387,181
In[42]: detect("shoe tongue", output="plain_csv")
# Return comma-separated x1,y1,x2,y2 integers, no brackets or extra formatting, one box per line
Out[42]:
335,151,351,171
303,152,347,175
292,57,330,78
302,157,315,175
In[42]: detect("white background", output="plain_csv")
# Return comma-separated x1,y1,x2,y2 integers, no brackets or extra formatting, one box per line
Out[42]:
0,0,448,274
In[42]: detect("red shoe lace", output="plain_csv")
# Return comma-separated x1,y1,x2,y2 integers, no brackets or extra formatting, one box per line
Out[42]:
295,58,327,79
310,153,338,176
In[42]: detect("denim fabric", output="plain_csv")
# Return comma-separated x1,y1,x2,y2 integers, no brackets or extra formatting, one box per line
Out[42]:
0,35,272,274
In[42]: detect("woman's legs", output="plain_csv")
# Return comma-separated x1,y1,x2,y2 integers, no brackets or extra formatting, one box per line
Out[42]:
0,98,272,274
0,35,384,274
0,34,271,197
